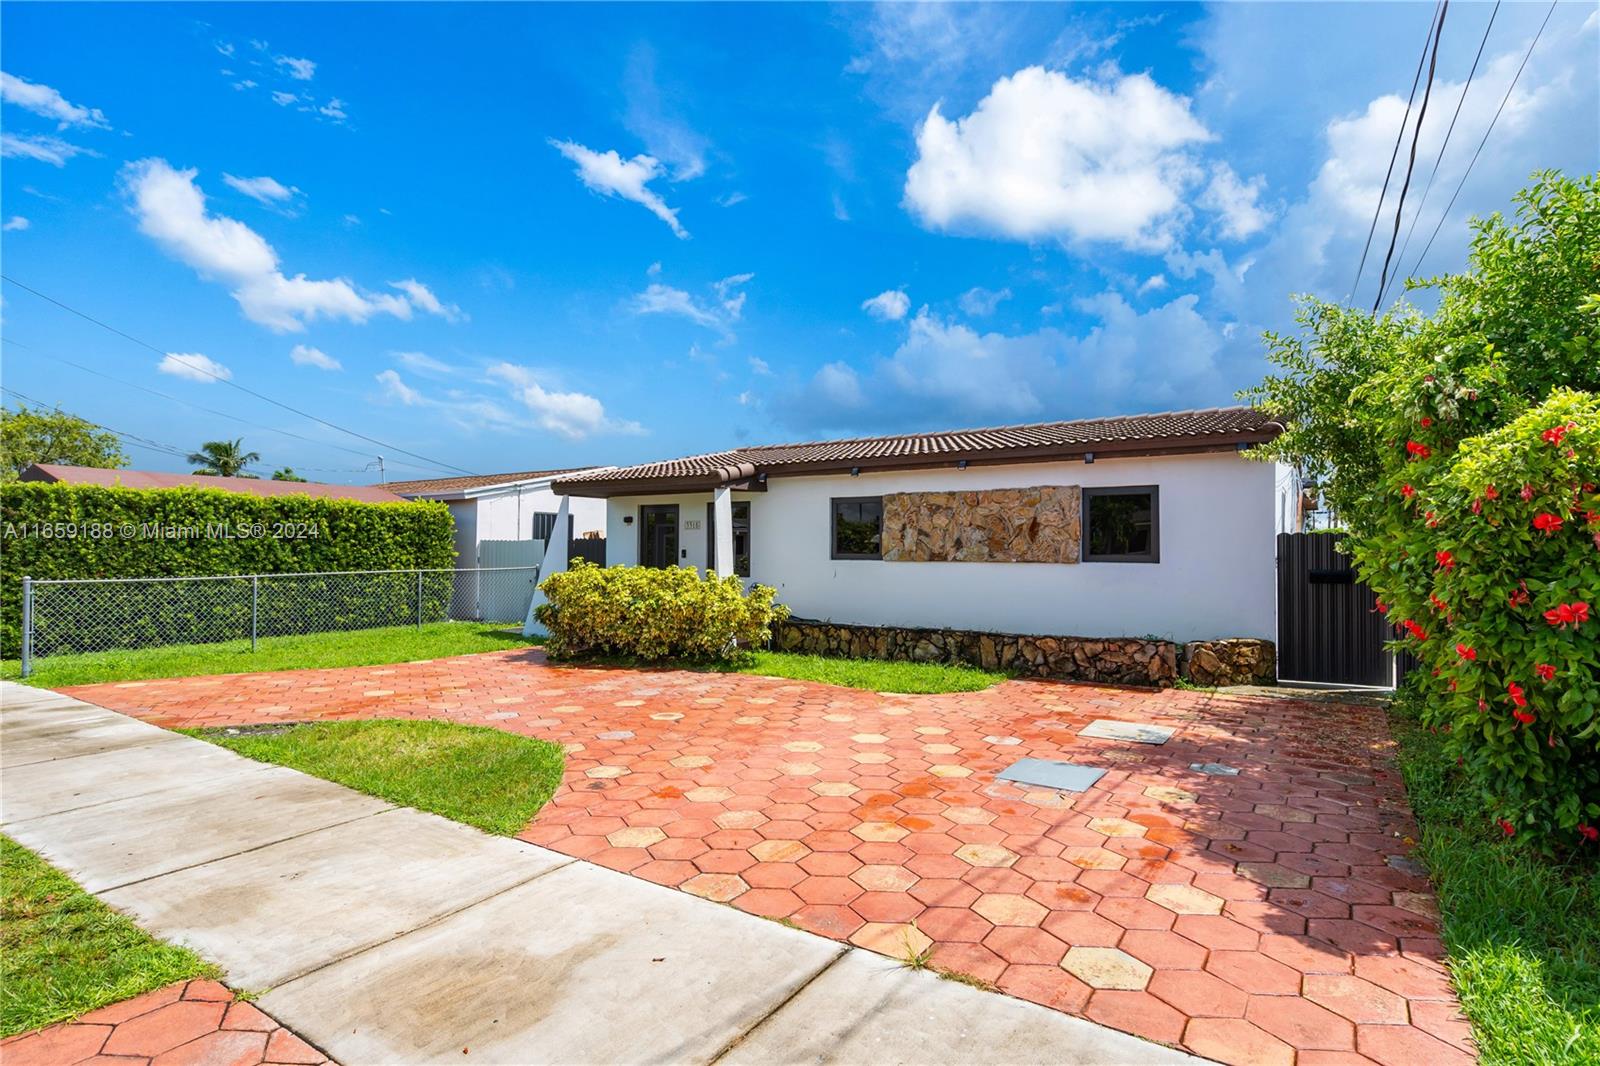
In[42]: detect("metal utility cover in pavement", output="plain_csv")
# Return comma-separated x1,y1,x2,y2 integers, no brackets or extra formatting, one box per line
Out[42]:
996,759,1106,792
1079,720,1175,744
1190,762,1240,776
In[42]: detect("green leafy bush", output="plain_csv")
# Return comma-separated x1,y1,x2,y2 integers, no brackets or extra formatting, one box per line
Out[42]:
536,561,788,661
1248,171,1600,847
0,482,455,656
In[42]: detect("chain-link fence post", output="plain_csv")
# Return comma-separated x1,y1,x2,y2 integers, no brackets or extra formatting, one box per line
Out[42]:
416,569,423,630
21,576,33,679
251,574,260,652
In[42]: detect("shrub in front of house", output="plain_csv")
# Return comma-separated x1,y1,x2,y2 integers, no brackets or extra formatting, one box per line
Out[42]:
535,561,788,661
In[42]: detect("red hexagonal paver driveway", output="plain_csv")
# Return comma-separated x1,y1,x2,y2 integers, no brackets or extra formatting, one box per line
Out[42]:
74,649,1475,1066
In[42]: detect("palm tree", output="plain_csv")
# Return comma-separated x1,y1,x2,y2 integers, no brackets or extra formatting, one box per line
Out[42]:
188,438,260,478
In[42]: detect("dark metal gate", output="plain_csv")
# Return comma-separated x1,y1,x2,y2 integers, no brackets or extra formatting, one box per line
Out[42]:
1277,532,1394,686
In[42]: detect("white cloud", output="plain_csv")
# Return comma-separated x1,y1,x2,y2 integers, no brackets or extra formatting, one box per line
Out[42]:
550,140,687,238
289,344,340,371
904,66,1209,249
389,279,464,323
232,79,257,91
1138,274,1167,295
394,350,456,376
487,363,643,440
713,272,754,319
1,132,96,166
271,91,298,107
861,289,910,321
375,369,422,405
275,55,316,81
958,286,1012,316
623,44,709,181
0,71,109,129
318,98,347,121
222,173,298,207
748,355,771,375
1198,163,1272,239
158,352,231,383
633,278,747,336
3,216,29,232
717,191,748,207
121,158,426,332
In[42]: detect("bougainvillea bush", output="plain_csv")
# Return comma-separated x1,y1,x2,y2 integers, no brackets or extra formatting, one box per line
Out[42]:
536,560,788,661
1249,171,1599,847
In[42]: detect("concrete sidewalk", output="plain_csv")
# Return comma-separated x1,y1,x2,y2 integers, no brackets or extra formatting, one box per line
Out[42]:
1,682,1202,1066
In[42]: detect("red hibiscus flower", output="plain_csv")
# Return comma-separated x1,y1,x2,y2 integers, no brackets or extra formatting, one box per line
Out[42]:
1436,550,1455,570
1471,498,1483,515
1509,585,1531,609
1406,441,1432,460
1521,483,1535,501
1498,818,1516,837
1513,709,1536,725
1535,663,1556,682
1545,602,1592,628
1508,682,1528,707
1456,643,1476,660
1581,825,1599,844
1542,424,1570,446
1484,484,1499,500
1420,417,1433,427
1401,484,1415,498
1533,513,1564,534
1401,619,1428,641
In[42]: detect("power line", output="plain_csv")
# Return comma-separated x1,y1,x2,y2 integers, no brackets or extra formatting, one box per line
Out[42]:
2,337,454,476
1374,0,1451,312
1349,0,1445,304
0,274,480,477
1407,0,1558,279
1381,0,1501,306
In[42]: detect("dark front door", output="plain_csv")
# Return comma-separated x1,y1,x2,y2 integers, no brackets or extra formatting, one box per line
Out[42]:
639,505,679,568
1276,532,1394,685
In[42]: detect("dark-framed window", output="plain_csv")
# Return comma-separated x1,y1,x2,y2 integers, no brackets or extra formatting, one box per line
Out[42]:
831,496,883,559
531,511,560,543
1082,486,1159,563
706,500,752,577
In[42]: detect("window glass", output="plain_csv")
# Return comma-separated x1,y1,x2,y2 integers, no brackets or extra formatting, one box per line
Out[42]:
1084,488,1158,562
832,497,882,558
707,501,752,577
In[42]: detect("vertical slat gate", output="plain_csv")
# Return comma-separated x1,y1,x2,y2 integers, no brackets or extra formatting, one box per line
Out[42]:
1277,532,1395,686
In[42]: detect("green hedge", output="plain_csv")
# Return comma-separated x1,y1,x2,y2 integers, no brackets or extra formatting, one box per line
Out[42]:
536,561,787,661
0,483,455,656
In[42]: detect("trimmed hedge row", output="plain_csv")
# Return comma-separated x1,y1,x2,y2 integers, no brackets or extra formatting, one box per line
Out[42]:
0,482,455,656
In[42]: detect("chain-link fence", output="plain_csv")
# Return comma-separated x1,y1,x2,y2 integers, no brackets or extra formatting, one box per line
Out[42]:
18,566,541,676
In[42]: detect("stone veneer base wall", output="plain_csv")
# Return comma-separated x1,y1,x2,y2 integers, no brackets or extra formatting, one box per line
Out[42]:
773,619,1275,689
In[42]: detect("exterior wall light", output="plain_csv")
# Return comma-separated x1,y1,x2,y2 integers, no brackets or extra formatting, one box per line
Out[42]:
1084,452,1096,464
850,466,861,477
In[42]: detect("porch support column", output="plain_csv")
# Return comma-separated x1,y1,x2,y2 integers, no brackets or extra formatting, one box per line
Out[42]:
523,495,571,637
712,485,735,578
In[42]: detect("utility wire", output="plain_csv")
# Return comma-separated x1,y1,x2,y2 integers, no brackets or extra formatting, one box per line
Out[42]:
2,337,455,476
1381,0,1501,306
1407,0,1558,280
1374,0,1450,312
0,274,480,477
1349,0,1445,304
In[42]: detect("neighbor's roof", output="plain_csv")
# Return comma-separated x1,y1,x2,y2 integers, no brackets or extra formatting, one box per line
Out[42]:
20,464,409,503
553,406,1282,496
383,468,590,497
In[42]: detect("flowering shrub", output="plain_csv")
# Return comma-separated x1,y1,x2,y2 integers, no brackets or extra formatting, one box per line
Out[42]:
535,560,788,661
1248,172,1600,847
1348,392,1599,841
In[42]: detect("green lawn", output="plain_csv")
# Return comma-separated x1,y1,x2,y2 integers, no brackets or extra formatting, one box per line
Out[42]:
3,621,541,688
1389,692,1600,1064
730,650,1004,693
182,719,566,836
1,836,218,1037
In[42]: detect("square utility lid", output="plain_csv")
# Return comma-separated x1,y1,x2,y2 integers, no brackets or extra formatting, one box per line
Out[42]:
1079,720,1175,744
997,758,1106,792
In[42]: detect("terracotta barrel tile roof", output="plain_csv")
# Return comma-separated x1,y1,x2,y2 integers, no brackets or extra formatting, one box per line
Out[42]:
555,407,1280,494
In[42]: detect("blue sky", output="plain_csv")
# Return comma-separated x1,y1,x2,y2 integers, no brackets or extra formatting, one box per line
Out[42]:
2,2,1595,483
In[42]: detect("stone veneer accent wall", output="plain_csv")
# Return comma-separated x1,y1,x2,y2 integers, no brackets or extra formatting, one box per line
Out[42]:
773,619,1276,688
881,485,1081,563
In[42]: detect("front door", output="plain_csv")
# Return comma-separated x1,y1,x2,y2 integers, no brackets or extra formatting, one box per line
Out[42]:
639,505,679,568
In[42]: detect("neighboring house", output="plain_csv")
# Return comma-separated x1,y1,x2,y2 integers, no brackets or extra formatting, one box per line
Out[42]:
551,407,1285,646
384,469,608,570
18,463,408,503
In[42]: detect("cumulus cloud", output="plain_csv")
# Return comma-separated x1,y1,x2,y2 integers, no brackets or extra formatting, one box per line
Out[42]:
289,344,340,371
1,132,96,166
389,278,464,323
120,158,434,333
375,368,422,405
1198,163,1272,239
904,66,1210,249
3,216,30,232
550,140,687,238
487,363,643,440
958,286,1012,316
0,71,109,129
158,352,232,383
223,173,298,207
275,55,316,81
861,289,910,321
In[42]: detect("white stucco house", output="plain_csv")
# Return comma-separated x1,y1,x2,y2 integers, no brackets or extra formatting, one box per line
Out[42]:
543,407,1287,651
386,468,608,568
